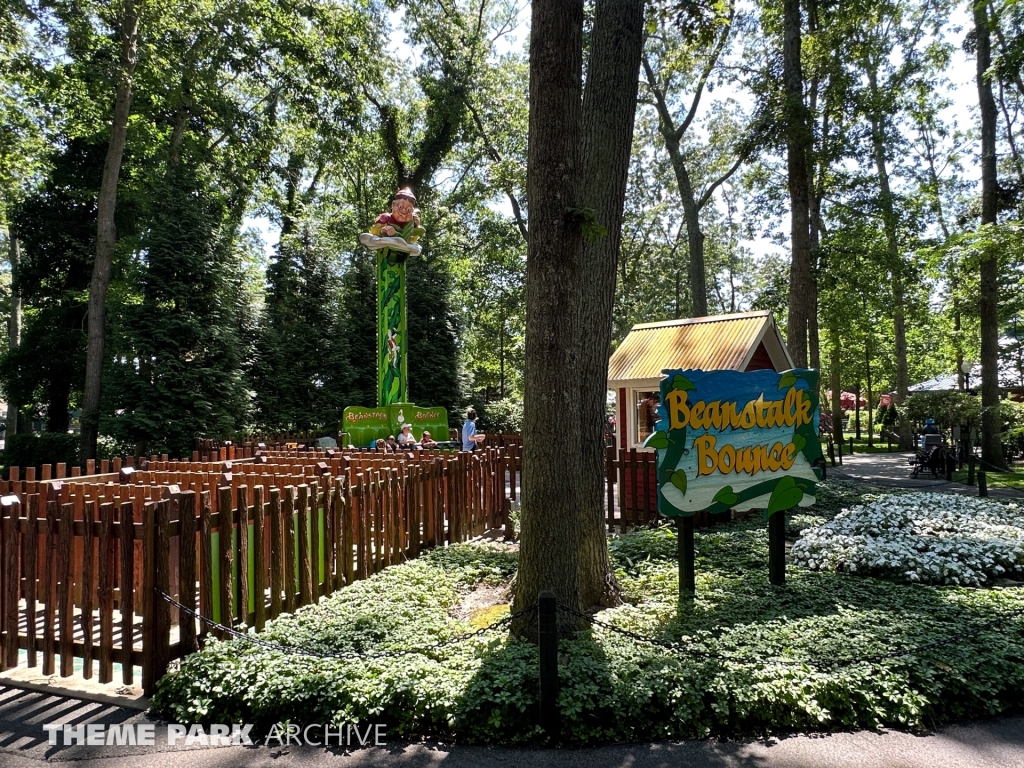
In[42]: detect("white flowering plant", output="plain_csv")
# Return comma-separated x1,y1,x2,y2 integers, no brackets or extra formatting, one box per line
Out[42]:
792,492,1024,586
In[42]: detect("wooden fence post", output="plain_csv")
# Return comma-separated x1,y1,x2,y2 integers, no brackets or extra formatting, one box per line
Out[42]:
0,495,20,670
81,499,95,678
283,486,297,612
178,491,198,655
25,495,39,670
145,498,172,693
58,502,73,677
199,491,213,642
252,485,266,631
98,501,114,683
118,501,135,685
297,484,312,607
217,486,234,634
269,487,283,618
236,485,250,626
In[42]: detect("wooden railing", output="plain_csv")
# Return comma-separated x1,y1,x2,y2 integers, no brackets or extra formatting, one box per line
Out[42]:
0,448,512,694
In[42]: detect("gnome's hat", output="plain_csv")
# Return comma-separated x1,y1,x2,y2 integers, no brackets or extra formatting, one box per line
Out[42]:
393,187,416,203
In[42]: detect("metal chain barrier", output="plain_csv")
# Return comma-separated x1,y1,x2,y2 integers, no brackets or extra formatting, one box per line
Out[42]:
156,588,537,661
557,601,1024,670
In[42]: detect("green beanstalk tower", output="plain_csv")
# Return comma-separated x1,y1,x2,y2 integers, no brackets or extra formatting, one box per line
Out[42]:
358,187,425,405
344,188,449,448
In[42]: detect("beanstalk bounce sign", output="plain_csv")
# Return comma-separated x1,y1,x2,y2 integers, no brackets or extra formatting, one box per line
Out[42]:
648,368,823,518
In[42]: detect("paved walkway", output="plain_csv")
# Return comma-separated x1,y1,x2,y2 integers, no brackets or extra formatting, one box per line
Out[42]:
828,451,1024,498
3,684,1024,768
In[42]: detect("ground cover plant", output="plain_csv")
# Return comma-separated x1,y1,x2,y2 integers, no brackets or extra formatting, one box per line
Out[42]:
792,491,1024,585
154,483,1024,745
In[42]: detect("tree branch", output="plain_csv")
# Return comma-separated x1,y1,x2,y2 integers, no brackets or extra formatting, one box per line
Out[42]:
673,2,735,142
466,99,529,241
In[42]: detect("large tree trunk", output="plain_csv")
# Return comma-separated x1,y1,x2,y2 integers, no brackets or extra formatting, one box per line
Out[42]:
806,0,821,372
783,0,813,368
513,0,643,637
975,1,1006,470
80,0,140,461
7,231,21,438
514,0,587,637
575,0,643,612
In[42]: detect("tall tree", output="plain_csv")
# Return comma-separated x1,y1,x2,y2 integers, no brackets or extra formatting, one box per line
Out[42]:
782,0,813,367
81,0,140,460
641,0,761,317
513,0,644,635
975,0,1007,469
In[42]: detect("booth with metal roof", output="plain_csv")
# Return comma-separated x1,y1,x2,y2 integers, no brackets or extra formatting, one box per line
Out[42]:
607,311,793,450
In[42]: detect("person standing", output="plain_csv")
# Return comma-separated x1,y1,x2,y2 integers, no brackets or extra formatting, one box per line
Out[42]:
462,408,486,451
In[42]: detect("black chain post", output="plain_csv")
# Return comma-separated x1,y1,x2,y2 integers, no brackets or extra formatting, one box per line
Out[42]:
538,591,559,746
848,436,854,455
677,516,695,602
979,470,988,497
768,511,786,586
968,454,976,486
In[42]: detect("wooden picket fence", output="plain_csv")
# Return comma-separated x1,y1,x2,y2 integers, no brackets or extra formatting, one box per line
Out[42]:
0,449,511,695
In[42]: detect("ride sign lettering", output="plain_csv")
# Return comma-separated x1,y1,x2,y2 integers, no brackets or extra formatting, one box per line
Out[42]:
647,368,823,518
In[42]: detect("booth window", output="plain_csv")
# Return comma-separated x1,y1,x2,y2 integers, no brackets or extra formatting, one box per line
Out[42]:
636,391,660,444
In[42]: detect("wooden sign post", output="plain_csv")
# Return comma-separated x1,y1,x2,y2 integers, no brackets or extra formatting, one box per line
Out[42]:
648,368,823,603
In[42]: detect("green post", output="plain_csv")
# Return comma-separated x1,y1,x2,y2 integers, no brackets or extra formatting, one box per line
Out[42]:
359,187,424,407
377,250,408,405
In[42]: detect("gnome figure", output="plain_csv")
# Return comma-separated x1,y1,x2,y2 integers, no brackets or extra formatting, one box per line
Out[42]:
359,187,426,262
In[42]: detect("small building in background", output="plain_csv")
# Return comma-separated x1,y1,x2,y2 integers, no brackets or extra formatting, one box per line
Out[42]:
607,310,793,451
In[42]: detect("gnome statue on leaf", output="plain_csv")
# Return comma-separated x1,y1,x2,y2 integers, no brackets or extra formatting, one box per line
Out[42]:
359,187,425,263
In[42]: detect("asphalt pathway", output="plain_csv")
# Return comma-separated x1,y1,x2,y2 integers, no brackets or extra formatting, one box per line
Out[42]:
828,451,1024,498
3,683,1024,768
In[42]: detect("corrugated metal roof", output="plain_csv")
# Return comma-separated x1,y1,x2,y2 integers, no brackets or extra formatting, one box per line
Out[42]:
608,311,774,383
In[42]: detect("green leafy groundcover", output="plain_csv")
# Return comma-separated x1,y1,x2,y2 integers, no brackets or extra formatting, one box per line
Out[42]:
153,489,1024,745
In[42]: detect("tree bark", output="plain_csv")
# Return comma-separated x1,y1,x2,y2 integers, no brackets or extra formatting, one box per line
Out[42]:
575,0,643,613
514,0,586,637
806,0,821,372
783,0,812,368
975,0,1006,470
80,0,140,461
6,230,21,438
513,0,643,638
